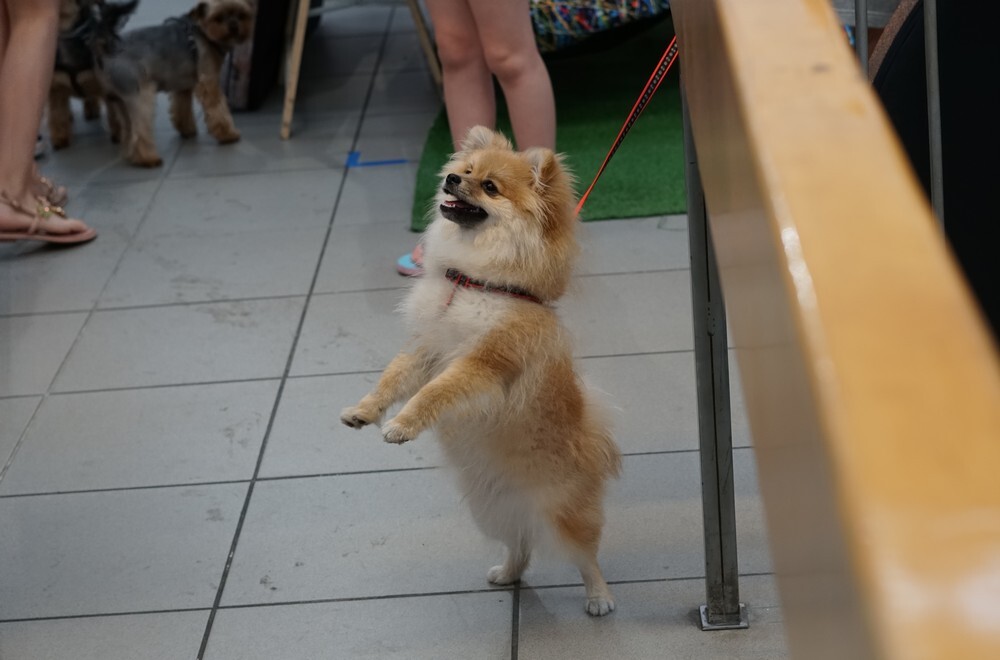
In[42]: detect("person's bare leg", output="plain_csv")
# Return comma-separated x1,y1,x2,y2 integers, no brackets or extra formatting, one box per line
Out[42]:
425,0,496,149
0,0,89,235
399,0,510,273
0,2,8,69
0,0,57,196
467,0,555,150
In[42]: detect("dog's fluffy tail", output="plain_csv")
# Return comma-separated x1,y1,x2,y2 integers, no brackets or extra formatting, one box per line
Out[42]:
581,386,623,479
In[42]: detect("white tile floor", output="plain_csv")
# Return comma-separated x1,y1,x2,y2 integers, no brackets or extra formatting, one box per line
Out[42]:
0,2,789,658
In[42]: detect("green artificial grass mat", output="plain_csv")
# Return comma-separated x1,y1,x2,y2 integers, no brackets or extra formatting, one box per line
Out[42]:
410,17,685,232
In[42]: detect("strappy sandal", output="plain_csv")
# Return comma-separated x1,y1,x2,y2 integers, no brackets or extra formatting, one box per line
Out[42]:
0,191,96,245
35,175,68,207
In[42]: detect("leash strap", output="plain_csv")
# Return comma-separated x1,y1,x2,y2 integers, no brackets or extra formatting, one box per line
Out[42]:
574,35,680,218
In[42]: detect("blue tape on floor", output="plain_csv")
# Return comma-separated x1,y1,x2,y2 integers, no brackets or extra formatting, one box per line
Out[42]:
345,151,409,168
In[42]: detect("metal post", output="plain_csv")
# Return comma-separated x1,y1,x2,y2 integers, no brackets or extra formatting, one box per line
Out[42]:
924,0,945,229
681,83,748,631
855,0,869,72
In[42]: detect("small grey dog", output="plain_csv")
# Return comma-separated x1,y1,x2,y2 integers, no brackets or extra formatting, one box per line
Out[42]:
95,0,256,167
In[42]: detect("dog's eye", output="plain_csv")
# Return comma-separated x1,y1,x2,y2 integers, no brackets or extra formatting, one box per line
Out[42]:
465,169,472,175
482,180,499,196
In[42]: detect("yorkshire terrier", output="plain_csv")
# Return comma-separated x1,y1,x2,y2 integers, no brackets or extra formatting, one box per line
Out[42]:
94,0,256,167
49,0,130,150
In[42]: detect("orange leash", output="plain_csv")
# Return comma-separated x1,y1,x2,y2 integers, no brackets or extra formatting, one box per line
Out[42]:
574,35,680,218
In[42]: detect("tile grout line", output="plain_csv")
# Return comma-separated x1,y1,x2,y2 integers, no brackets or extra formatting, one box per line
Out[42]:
194,8,399,657
0,572,781,625
0,478,253,500
85,293,311,315
0,397,43,486
0,344,707,400
576,266,690,279
0,446,765,500
38,375,283,398
163,162,351,183
0,393,42,401
0,267,694,319
511,582,520,660
0,149,180,486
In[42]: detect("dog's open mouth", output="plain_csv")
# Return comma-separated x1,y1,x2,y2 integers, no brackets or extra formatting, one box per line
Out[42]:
440,195,488,227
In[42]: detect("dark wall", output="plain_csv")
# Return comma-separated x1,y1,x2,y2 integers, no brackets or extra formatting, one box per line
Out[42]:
873,0,1000,339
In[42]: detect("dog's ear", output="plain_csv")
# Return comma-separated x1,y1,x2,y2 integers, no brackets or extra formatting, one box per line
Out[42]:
522,147,564,190
120,0,139,20
188,2,209,20
102,0,139,31
459,126,511,153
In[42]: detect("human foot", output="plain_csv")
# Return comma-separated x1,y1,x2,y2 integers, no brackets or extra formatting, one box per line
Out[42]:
0,191,96,245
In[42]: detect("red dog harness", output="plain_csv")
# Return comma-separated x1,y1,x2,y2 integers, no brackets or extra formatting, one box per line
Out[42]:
443,268,544,307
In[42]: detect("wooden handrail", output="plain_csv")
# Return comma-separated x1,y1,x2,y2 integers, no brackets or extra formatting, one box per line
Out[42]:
671,0,1000,658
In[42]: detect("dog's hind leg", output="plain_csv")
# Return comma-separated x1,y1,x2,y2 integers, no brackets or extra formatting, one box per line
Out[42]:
170,90,198,139
83,97,101,121
124,83,162,167
573,550,615,616
553,503,615,616
488,538,531,586
48,75,74,150
105,96,125,144
78,72,103,121
194,78,240,144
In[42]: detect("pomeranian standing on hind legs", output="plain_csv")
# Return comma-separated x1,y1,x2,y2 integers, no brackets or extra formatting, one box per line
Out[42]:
341,126,622,616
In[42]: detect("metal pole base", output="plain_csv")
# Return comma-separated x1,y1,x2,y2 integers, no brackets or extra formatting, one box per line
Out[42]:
699,603,750,631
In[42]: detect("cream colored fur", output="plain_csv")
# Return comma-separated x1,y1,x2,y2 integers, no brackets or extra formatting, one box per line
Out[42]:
342,126,621,616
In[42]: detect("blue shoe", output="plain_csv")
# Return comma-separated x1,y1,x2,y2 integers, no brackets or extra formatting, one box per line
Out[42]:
395,243,424,277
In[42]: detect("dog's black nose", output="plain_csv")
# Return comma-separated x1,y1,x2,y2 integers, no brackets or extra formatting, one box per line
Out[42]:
446,173,461,186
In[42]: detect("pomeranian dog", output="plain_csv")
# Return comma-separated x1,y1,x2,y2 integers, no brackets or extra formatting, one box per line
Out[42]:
341,126,622,616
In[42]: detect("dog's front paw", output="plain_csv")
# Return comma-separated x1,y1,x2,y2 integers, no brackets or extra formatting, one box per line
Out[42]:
340,405,377,429
585,595,616,617
215,128,241,144
130,154,163,168
381,417,417,444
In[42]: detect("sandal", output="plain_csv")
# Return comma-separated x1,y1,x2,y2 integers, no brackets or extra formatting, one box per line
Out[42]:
0,191,96,245
396,242,425,277
34,175,68,207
